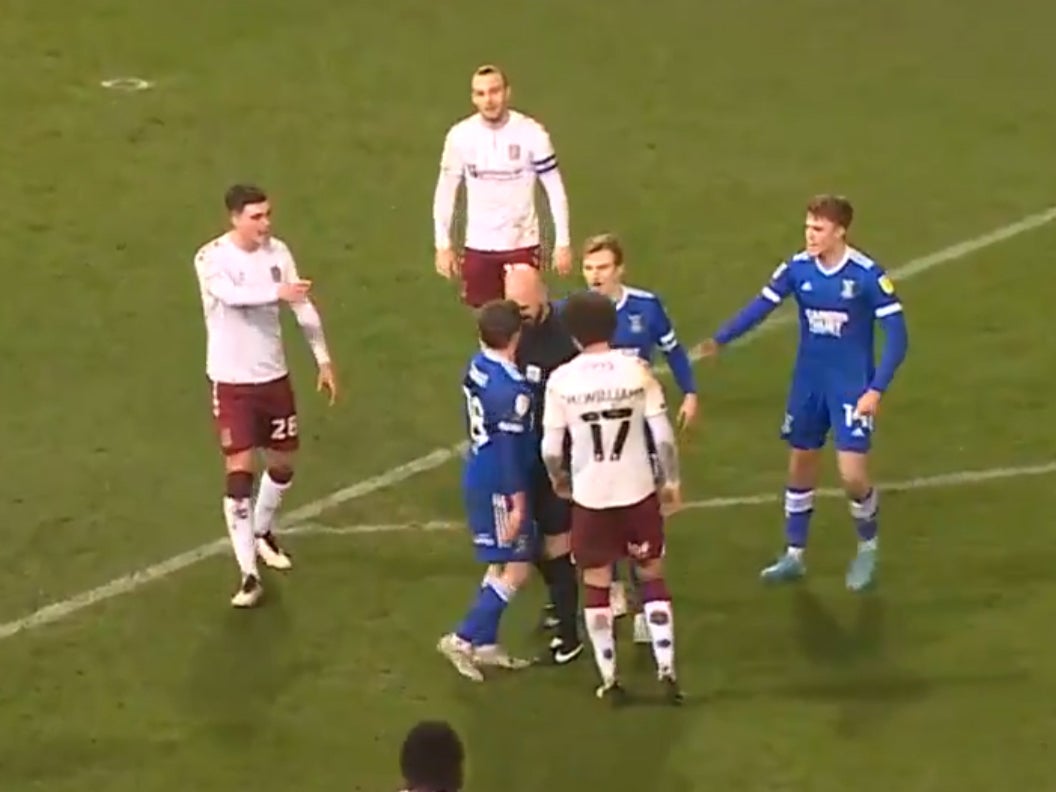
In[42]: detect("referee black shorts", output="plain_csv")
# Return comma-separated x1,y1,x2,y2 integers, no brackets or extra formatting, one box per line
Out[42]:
530,469,571,537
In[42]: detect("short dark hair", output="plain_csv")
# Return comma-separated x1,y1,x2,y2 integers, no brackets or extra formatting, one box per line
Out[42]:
477,299,522,350
806,194,854,229
562,290,617,348
400,720,464,792
224,184,268,214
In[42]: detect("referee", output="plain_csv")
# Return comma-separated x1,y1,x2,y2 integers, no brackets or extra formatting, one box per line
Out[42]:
504,264,583,664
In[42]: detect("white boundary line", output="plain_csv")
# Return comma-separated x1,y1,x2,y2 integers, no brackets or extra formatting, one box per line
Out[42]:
284,460,1056,538
0,208,1053,643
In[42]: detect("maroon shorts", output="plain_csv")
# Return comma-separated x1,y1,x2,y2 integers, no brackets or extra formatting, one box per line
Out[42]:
460,245,541,307
210,376,299,455
570,493,665,570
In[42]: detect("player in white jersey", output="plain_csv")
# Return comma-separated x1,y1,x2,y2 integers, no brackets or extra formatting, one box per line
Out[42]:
541,291,683,704
432,64,572,307
194,184,338,607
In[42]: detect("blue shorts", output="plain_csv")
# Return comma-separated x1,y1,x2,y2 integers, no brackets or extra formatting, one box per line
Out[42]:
463,489,537,564
780,384,873,453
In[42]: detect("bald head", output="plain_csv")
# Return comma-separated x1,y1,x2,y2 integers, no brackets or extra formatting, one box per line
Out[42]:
504,264,547,322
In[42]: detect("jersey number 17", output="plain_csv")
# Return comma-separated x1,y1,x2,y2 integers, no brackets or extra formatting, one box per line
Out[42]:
580,408,632,461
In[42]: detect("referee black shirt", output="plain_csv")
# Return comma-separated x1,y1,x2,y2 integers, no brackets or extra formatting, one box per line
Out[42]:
515,301,578,433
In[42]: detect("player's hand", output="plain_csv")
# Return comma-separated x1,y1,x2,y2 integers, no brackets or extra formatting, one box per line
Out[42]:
659,483,682,516
508,503,526,538
695,339,719,359
435,248,457,279
677,394,699,430
551,475,572,500
278,280,312,302
854,389,882,419
551,245,573,276
317,363,338,406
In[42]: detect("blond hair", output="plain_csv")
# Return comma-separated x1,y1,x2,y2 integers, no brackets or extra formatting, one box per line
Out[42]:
582,233,625,266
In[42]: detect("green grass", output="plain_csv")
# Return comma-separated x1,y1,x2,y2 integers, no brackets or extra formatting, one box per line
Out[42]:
1,0,1055,789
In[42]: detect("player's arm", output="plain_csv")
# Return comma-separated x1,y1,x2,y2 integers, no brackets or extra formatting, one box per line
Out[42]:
496,389,533,528
540,381,571,495
532,125,571,272
284,252,337,404
642,367,680,488
867,271,909,393
651,299,696,396
704,261,793,353
196,250,289,307
433,127,464,275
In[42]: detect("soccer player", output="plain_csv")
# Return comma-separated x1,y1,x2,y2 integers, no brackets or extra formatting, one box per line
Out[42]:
432,64,572,308
699,195,909,590
194,184,337,607
437,300,537,681
399,720,465,792
541,291,684,704
504,264,582,665
581,232,698,642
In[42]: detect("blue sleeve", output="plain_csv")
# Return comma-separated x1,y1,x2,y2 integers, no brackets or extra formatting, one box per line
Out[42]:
864,269,908,392
493,385,531,493
651,299,696,395
714,261,792,345
871,312,908,391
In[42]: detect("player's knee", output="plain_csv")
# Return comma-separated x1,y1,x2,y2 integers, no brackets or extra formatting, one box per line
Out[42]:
225,470,254,499
501,561,532,591
581,565,611,589
836,452,870,495
544,532,571,559
264,448,296,473
267,465,294,485
634,558,664,582
787,448,821,485
223,449,254,473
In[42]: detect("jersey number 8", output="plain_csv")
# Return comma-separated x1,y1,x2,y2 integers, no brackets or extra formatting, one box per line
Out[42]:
463,387,489,449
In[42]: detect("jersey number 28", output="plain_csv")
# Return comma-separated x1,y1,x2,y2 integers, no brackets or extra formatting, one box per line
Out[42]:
580,408,632,461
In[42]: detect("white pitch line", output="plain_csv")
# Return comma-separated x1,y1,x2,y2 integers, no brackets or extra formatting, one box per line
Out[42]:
287,460,1056,539
0,209,1052,644
273,203,1056,518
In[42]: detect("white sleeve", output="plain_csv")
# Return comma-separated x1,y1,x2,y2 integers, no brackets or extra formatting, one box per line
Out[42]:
645,412,675,449
643,366,668,418
282,249,331,366
433,128,464,249
532,125,570,247
195,249,279,307
542,380,568,431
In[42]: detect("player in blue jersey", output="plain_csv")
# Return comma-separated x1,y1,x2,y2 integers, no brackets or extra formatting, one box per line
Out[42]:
580,232,699,641
437,300,537,680
699,195,909,591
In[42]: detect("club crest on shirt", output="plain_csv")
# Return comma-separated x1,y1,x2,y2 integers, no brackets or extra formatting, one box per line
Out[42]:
841,279,856,299
270,265,282,282
508,143,521,160
525,365,542,383
628,313,644,334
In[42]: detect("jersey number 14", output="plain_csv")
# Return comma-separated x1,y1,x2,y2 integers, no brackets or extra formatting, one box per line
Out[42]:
580,408,632,461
